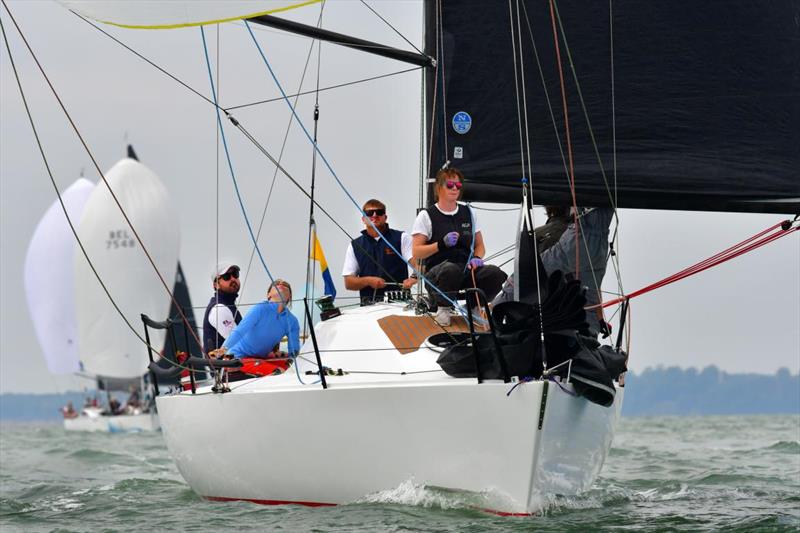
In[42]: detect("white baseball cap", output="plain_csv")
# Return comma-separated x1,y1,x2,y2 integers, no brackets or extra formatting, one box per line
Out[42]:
212,262,240,281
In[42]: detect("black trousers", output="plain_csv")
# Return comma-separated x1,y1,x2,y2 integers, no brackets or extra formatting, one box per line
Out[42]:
425,261,508,308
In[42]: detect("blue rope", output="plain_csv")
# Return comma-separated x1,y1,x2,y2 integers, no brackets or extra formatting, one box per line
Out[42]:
200,27,277,290
243,21,463,312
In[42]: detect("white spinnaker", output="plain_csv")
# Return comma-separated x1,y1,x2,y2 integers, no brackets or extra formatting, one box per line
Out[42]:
58,0,320,29
75,158,179,379
24,178,95,375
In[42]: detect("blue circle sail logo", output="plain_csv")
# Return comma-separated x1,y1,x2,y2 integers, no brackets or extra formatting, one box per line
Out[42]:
452,111,472,135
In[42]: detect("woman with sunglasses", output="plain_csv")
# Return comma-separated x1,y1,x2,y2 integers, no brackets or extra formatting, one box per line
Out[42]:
411,168,507,326
221,279,300,362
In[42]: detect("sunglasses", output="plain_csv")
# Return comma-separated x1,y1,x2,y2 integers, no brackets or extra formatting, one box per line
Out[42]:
364,209,386,217
445,180,463,190
219,270,240,281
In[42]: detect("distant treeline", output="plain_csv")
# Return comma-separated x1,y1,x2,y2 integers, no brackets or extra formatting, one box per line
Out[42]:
0,366,798,420
621,366,799,416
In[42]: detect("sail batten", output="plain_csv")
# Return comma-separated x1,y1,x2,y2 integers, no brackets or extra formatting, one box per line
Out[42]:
426,0,800,213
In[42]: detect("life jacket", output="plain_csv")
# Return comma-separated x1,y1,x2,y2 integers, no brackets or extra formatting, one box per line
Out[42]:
237,357,291,377
352,227,408,303
425,204,473,270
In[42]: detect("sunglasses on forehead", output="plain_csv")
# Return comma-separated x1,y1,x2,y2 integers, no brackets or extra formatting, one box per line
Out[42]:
218,270,239,281
445,180,463,190
364,209,386,217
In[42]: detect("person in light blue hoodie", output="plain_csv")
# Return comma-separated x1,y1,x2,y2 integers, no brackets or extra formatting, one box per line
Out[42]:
222,279,300,358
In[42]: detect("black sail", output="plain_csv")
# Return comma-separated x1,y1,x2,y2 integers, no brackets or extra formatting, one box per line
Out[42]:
425,0,800,213
157,262,202,385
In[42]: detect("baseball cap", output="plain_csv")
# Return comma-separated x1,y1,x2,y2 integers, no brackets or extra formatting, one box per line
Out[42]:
212,262,240,281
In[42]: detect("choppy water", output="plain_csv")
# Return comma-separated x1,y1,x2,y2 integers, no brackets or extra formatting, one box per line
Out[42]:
1,415,798,532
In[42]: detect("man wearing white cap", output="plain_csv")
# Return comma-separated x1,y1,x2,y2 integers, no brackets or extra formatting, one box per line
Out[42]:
202,262,242,354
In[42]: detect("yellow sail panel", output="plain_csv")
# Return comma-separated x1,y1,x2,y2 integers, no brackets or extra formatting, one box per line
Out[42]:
59,0,321,30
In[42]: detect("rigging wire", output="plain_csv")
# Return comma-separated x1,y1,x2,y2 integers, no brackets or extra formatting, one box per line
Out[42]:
359,0,424,56
596,220,799,309
1,0,203,354
547,0,581,276
227,66,422,111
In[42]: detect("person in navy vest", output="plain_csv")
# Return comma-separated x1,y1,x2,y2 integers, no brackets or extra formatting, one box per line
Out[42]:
342,199,417,305
412,168,507,326
203,262,243,354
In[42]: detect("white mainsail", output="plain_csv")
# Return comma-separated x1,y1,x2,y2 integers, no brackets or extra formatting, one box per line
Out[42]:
74,157,179,379
24,178,95,375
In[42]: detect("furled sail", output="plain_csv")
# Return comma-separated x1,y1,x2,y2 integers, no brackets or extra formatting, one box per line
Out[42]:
24,178,94,375
58,0,320,29
74,157,179,379
425,0,800,213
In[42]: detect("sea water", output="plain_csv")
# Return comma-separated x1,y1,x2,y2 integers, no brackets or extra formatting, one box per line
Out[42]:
1,415,798,532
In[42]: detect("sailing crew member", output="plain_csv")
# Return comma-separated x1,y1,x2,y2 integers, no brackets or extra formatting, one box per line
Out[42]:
222,279,300,359
411,168,507,326
203,262,243,354
342,199,417,305
540,207,614,337
492,205,573,306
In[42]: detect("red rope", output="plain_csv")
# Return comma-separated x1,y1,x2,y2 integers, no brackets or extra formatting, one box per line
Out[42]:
598,221,798,309
548,0,580,276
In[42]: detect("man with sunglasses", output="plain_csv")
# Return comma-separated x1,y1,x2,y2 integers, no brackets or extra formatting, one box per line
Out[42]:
412,168,507,326
203,262,243,354
342,199,417,305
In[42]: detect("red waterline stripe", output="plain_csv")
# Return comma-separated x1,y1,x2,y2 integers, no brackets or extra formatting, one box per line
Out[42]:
204,495,336,507
205,495,531,516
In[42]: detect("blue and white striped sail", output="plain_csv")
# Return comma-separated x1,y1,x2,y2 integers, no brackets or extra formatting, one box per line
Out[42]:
24,178,95,375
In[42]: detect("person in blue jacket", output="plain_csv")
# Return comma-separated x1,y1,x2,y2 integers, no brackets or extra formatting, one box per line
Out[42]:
222,279,300,358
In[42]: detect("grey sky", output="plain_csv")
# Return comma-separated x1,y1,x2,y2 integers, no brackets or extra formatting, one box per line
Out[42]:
1,1,798,394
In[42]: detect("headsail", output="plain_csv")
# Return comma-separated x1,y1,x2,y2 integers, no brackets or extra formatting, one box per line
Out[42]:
74,157,179,379
58,1,321,30
24,178,94,375
426,0,800,213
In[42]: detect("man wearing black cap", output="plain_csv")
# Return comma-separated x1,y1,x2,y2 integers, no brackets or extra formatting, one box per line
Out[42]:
202,262,243,354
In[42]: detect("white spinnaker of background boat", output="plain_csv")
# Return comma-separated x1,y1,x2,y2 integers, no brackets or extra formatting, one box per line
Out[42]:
74,157,179,379
24,178,95,375
58,0,320,29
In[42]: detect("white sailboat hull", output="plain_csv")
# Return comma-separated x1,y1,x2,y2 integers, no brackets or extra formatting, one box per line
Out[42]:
157,378,622,514
64,411,160,433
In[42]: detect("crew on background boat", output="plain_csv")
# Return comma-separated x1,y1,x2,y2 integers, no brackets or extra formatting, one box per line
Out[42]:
107,396,121,415
412,168,507,326
61,401,78,419
221,279,300,360
203,262,243,354
342,198,417,305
